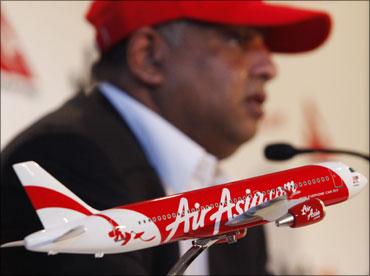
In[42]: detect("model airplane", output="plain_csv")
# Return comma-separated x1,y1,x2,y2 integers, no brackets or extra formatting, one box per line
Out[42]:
1,161,367,274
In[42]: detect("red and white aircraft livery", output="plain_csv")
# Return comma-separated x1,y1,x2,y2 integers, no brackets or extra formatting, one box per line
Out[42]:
1,161,367,261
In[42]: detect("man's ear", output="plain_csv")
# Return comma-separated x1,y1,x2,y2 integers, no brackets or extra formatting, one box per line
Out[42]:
126,27,166,86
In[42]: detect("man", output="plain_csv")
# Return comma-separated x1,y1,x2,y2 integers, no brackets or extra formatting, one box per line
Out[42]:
1,1,331,275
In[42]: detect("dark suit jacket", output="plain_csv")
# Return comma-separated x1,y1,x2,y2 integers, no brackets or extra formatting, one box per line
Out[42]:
1,89,270,275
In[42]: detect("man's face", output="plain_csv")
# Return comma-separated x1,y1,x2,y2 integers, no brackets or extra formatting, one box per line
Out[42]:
158,22,277,159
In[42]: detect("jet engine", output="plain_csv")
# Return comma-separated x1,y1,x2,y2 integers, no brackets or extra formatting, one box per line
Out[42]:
275,198,325,228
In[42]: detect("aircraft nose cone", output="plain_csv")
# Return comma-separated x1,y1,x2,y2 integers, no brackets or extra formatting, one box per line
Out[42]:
349,172,368,199
359,173,368,189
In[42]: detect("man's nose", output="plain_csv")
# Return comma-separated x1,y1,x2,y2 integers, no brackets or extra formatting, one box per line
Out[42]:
248,37,277,81
250,52,277,82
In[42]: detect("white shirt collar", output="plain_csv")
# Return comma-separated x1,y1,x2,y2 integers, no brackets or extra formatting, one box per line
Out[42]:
99,82,219,195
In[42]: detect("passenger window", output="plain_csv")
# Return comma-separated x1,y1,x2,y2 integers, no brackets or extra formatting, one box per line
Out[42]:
138,221,141,225
167,214,171,219
162,215,166,220
303,181,307,186
153,217,156,222
312,179,316,184
172,213,176,218
308,180,311,185
158,216,161,221
321,177,325,182
317,178,320,183
299,182,302,187
325,176,329,181
210,204,214,208
215,203,219,207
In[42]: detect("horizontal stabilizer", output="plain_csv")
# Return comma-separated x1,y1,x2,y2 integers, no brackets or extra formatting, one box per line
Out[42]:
1,240,25,248
53,226,86,243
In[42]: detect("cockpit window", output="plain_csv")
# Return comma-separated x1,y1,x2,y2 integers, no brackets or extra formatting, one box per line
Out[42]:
349,167,355,173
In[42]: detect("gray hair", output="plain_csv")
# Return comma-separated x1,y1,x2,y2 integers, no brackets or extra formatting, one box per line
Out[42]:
91,20,191,82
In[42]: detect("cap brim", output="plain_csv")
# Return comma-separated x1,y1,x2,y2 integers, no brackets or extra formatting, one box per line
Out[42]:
255,3,332,53
181,2,332,53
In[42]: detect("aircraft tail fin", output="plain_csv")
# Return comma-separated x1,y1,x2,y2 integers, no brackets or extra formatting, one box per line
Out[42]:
13,161,99,229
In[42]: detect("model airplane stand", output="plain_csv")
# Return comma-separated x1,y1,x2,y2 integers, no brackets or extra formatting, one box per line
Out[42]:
167,231,241,275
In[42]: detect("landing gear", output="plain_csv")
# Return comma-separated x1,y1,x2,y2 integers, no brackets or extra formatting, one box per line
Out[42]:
225,234,237,244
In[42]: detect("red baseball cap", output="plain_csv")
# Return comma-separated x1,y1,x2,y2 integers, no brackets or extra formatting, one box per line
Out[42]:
86,1,332,54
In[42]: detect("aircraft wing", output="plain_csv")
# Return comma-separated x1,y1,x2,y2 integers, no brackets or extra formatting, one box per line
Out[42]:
169,192,309,275
226,194,308,227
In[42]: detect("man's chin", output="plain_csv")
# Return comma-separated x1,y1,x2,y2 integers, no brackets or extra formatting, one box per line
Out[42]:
205,123,259,159
219,127,258,159
239,124,258,143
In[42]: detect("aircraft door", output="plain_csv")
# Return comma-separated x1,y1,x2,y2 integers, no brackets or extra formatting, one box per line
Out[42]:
329,169,344,188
